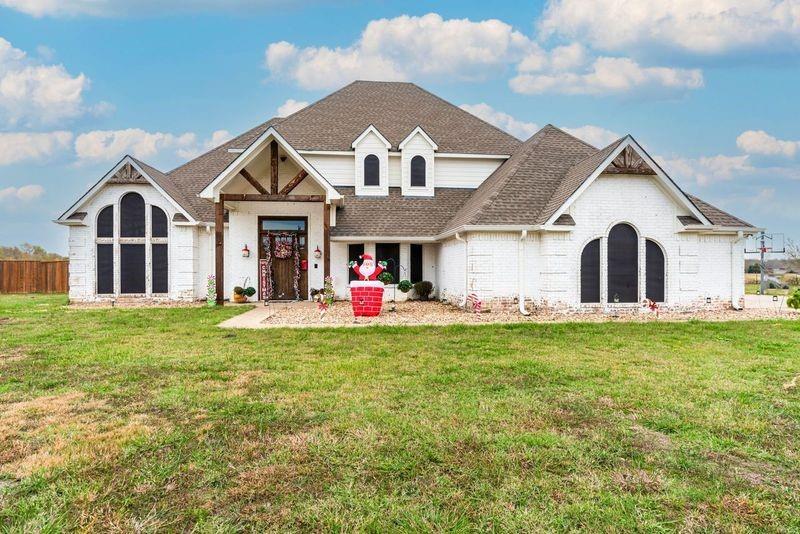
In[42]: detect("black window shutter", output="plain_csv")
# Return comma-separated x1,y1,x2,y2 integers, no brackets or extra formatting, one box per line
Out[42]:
376,243,400,281
364,155,380,186
580,239,600,303
410,156,426,187
97,206,114,238
152,243,168,293
96,244,114,294
645,240,665,302
151,206,168,238
348,244,364,282
607,224,638,303
410,244,423,283
120,244,146,294
120,193,145,237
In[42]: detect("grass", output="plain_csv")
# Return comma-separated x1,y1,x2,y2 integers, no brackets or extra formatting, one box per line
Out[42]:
745,273,800,296
1,294,799,531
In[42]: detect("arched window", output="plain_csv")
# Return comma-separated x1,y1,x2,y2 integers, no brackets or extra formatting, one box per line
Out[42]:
364,154,380,186
410,155,426,187
151,206,169,294
580,239,600,303
607,223,638,303
646,240,665,302
120,192,145,237
96,206,114,294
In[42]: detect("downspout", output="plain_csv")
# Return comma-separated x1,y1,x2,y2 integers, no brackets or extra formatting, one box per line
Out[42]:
455,232,468,307
731,231,746,310
518,230,530,315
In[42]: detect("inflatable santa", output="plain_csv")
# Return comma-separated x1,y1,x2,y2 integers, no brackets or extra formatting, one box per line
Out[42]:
348,255,387,317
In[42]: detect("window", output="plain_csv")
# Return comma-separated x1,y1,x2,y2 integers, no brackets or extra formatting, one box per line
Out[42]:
120,244,146,294
607,223,638,303
152,244,168,293
580,239,600,303
97,206,113,238
376,243,400,283
120,192,145,237
348,244,365,282
151,206,168,238
410,244,423,283
364,154,380,186
96,206,114,294
410,156,426,187
646,240,665,302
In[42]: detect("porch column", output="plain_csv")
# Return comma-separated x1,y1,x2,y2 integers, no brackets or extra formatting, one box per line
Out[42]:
323,202,331,278
215,199,224,304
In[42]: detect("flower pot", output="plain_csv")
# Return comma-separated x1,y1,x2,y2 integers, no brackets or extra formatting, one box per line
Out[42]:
232,293,248,303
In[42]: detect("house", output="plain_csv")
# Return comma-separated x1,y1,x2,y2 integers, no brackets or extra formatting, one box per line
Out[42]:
56,81,759,311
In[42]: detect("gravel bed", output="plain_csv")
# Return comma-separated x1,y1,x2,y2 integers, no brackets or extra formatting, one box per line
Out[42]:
260,300,798,328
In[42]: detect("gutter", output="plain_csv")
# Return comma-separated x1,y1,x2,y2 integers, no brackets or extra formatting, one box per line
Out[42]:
435,224,571,241
681,225,763,234
518,230,530,316
454,232,468,307
731,230,746,310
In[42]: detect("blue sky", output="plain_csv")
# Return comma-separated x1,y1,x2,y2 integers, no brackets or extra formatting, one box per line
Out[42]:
1,0,798,254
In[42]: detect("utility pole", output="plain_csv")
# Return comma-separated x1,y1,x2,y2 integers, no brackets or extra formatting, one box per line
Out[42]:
760,233,766,295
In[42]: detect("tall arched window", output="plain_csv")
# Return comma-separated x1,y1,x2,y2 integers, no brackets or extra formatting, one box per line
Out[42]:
96,206,114,294
151,206,169,294
607,223,638,303
120,192,146,294
364,154,380,186
580,239,600,303
410,155,426,187
646,239,665,302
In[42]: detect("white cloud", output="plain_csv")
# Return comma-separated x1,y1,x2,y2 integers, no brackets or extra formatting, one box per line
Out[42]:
265,13,536,90
459,103,539,140
0,184,45,202
736,130,798,157
538,0,800,55
657,153,754,186
562,125,621,147
0,37,91,125
277,99,308,117
510,56,703,96
0,131,73,165
74,128,233,163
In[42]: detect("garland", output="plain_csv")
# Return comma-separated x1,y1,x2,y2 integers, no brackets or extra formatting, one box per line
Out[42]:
260,232,273,301
292,235,301,299
258,231,301,301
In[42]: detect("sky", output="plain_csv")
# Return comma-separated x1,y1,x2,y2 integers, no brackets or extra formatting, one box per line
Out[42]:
0,0,798,255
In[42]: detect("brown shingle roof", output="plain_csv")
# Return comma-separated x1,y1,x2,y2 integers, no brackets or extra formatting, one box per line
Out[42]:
687,195,754,227
272,81,521,154
333,187,474,237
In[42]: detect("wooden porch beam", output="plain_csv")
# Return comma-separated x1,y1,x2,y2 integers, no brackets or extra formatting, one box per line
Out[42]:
279,169,308,195
270,140,279,194
323,202,331,278
239,168,268,194
219,193,325,202
214,200,225,304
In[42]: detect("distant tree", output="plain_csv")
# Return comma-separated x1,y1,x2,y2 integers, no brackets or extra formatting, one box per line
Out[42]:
0,243,66,261
788,239,799,261
747,263,761,274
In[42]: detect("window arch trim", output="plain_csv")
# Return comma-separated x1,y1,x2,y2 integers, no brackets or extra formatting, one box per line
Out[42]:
363,154,380,187
410,155,426,188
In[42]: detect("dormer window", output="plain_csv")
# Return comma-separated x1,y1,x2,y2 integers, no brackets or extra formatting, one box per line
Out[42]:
410,155,426,187
364,154,380,186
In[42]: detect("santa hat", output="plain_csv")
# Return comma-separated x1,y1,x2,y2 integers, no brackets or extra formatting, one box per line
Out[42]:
360,254,374,261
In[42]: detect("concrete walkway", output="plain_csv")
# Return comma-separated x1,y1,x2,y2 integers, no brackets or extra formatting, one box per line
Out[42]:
217,302,304,329
744,294,798,312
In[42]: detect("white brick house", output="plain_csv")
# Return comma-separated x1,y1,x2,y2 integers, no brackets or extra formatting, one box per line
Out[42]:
56,81,759,311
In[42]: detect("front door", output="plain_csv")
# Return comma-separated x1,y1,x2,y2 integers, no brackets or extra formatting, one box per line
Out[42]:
259,217,308,300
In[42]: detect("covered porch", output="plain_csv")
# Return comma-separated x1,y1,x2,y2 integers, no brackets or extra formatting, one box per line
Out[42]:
198,128,341,303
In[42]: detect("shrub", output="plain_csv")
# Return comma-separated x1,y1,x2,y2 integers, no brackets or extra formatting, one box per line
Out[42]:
413,281,434,301
397,280,413,293
244,287,256,297
747,263,761,274
788,289,800,310
233,286,245,295
378,271,394,285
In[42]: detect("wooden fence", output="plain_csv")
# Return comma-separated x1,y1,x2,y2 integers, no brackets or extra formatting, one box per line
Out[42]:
0,260,69,294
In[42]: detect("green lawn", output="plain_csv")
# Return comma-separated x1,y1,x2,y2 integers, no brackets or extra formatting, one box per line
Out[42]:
1,295,799,532
745,283,798,296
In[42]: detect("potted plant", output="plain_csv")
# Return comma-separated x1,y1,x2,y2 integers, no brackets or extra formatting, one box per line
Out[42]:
378,271,395,285
413,281,434,301
244,286,256,300
788,288,800,311
397,279,413,293
232,286,247,303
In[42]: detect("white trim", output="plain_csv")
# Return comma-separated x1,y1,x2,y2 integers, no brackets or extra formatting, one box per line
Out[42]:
227,148,245,154
544,136,712,227
351,124,391,149
399,126,438,151
435,152,510,159
198,127,341,202
681,225,763,234
297,149,510,159
331,235,438,243
56,156,195,225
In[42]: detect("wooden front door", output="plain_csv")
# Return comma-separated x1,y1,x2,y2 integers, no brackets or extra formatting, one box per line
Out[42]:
259,217,308,300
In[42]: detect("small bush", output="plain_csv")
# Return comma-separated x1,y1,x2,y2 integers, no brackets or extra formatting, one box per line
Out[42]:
244,287,256,297
413,281,434,301
397,280,413,293
788,289,800,310
233,286,245,295
378,271,394,285
747,263,761,274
